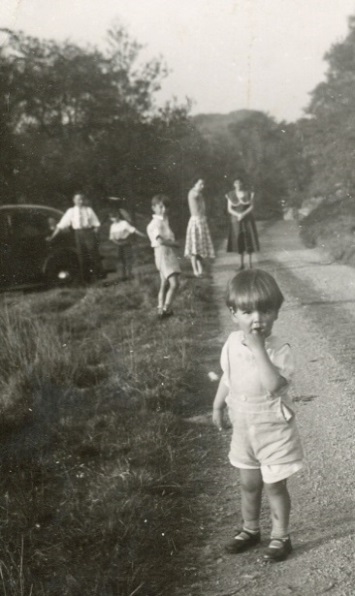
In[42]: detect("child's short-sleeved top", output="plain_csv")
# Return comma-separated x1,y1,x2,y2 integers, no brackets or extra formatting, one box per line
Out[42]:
109,220,136,242
221,330,303,468
221,330,294,405
146,215,175,248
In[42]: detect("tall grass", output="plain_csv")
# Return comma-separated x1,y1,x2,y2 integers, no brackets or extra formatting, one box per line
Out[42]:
0,273,217,595
299,197,355,265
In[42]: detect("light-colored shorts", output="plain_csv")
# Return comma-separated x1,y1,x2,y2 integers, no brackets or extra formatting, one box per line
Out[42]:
227,393,304,483
154,246,181,280
234,459,304,484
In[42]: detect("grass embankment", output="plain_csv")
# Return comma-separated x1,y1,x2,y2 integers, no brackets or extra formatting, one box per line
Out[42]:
0,272,218,595
299,197,355,265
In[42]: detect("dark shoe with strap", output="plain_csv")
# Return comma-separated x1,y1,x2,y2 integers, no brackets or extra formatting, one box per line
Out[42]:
225,529,261,554
263,536,292,562
162,307,174,318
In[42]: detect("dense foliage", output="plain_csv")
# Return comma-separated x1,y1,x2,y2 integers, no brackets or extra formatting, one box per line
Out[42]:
0,26,207,231
301,15,355,198
0,24,314,225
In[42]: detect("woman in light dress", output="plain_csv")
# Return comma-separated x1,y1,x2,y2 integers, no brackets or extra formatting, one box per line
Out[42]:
184,178,215,277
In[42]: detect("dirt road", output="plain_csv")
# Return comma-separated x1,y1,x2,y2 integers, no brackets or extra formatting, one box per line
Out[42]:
179,220,355,596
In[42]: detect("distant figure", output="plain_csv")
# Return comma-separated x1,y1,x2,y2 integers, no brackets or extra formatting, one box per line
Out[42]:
109,209,145,281
147,194,180,318
184,178,215,277
212,269,304,562
108,196,133,224
226,179,259,270
48,192,102,283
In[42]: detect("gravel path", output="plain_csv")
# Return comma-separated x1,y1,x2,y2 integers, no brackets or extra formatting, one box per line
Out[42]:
179,220,355,596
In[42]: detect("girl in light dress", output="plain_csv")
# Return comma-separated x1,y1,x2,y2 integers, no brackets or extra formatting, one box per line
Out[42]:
184,178,215,277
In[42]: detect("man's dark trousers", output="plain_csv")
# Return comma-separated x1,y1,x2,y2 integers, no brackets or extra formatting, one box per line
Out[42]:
74,229,102,283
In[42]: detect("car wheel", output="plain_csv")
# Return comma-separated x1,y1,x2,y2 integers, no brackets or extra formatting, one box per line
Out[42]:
45,255,81,286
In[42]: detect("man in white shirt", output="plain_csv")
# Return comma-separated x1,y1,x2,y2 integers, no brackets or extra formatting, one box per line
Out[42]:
48,193,103,283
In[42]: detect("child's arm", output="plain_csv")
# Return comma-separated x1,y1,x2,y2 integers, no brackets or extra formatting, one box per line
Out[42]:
244,332,287,394
212,378,229,430
134,229,147,239
157,235,179,248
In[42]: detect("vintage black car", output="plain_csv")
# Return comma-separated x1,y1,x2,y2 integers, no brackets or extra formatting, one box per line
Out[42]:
0,204,109,289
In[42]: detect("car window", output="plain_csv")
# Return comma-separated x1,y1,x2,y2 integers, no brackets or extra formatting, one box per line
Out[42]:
10,212,58,238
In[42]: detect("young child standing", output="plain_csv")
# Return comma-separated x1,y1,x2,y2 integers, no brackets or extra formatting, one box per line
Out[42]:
212,269,303,562
109,209,145,280
146,194,180,318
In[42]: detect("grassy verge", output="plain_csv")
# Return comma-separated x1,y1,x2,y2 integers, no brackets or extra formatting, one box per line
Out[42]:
0,269,218,596
299,197,355,265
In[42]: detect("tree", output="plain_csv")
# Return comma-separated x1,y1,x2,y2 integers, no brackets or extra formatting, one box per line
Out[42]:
0,25,199,220
304,15,355,197
228,112,310,217
0,41,19,202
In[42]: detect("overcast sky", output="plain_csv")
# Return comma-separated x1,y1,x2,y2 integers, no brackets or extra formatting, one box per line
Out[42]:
3,0,355,122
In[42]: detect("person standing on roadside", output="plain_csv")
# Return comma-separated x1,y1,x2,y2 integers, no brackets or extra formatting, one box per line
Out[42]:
212,269,303,563
109,208,146,281
147,194,180,318
226,178,259,270
184,178,215,277
48,192,103,284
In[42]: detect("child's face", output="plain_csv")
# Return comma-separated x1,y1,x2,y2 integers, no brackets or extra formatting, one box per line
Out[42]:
231,307,278,338
152,202,167,216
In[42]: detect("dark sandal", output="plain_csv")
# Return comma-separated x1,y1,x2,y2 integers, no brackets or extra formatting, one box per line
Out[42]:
225,529,261,554
263,536,292,562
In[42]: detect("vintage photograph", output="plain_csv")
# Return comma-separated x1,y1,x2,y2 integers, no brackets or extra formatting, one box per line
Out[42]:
1,0,355,594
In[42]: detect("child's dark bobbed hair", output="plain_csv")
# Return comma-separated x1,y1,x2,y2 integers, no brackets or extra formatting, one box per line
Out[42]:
226,269,284,313
151,194,170,207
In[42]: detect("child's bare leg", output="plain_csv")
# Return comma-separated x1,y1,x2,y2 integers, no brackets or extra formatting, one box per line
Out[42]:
240,468,263,529
248,253,253,269
225,468,262,553
262,479,292,561
238,253,245,270
191,255,199,276
158,274,168,309
264,479,291,538
121,254,127,279
196,256,203,275
164,274,179,310
126,249,133,278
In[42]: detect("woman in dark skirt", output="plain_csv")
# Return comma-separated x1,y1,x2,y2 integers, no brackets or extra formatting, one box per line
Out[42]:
226,179,259,269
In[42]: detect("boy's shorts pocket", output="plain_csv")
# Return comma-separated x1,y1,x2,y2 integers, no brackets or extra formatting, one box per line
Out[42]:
280,402,294,422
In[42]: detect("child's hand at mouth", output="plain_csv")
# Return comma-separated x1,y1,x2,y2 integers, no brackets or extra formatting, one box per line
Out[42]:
244,328,265,350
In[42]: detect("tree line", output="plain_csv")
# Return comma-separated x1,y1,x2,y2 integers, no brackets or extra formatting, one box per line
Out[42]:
1,16,354,225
